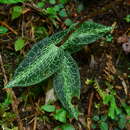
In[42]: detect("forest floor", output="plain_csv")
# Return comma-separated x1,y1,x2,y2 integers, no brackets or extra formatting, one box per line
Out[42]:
0,0,130,129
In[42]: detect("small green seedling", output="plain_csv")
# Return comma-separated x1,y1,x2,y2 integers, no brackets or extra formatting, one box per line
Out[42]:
94,81,121,120
124,14,130,23
105,34,113,42
14,38,25,51
0,26,8,34
53,108,67,123
40,104,67,123
0,0,24,4
11,6,23,20
41,104,56,113
5,21,112,119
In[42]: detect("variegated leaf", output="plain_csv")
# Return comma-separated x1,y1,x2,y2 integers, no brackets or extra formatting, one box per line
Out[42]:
5,44,64,88
5,29,72,88
53,52,81,119
14,29,70,77
61,21,112,53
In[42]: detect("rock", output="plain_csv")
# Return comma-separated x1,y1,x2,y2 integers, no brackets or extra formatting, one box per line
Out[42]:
122,42,130,54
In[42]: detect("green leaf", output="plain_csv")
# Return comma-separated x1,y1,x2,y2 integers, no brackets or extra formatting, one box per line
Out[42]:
49,0,56,4
11,6,23,20
54,124,75,130
60,0,69,4
59,9,67,17
61,21,112,53
105,34,113,42
93,115,100,121
53,52,80,119
53,108,67,123
124,14,130,23
118,114,126,129
53,4,64,12
108,99,121,119
77,3,84,13
37,2,45,8
122,103,130,116
14,38,25,51
61,124,75,130
5,44,64,88
46,7,57,15
103,94,112,104
103,94,121,119
0,0,24,4
100,115,107,121
35,26,48,39
0,26,8,34
100,122,108,130
64,18,73,26
5,28,71,88
41,104,56,112
92,124,97,129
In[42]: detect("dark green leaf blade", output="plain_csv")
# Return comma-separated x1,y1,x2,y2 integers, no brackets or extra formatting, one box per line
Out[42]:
0,26,8,34
41,104,56,112
5,28,71,88
0,0,24,4
11,6,23,20
61,21,112,53
13,29,71,77
14,29,70,77
53,52,81,119
14,38,25,51
53,108,67,123
5,44,64,88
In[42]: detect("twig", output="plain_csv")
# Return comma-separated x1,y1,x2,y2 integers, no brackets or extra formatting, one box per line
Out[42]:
118,76,128,95
0,21,18,35
87,92,94,130
0,54,8,85
0,54,23,130
33,116,37,130
87,92,94,117
24,3,46,17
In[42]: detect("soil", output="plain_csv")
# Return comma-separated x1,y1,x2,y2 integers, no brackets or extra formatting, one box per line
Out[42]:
0,0,130,129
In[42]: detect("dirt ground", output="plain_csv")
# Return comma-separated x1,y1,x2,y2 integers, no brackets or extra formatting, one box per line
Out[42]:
0,0,130,129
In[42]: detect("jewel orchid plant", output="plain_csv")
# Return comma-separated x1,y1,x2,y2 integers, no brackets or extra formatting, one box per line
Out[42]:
5,21,112,119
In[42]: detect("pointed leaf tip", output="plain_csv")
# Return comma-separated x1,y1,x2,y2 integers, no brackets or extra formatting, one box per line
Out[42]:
53,52,81,119
5,44,64,88
4,29,71,88
61,21,112,53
